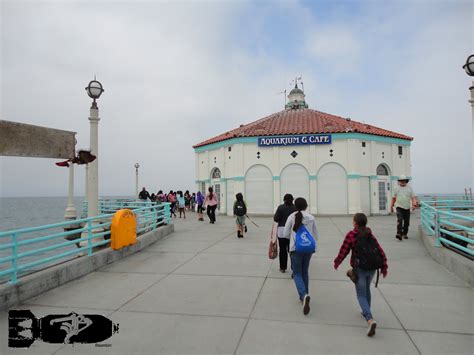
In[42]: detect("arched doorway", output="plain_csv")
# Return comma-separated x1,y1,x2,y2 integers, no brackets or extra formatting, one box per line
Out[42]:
245,165,273,214
210,167,222,211
317,163,348,214
280,164,310,206
376,164,391,214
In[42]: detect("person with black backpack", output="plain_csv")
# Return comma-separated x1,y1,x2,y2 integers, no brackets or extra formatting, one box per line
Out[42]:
233,193,247,238
334,213,388,337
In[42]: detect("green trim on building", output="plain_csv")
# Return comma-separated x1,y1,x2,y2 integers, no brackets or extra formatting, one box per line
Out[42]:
309,175,317,180
273,176,280,181
194,133,412,152
347,174,361,179
233,176,245,181
370,175,378,180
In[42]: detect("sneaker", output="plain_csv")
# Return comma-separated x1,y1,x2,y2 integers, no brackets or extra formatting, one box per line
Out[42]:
244,225,248,233
403,234,408,239
279,269,286,273
367,320,377,337
303,295,311,315
396,234,402,241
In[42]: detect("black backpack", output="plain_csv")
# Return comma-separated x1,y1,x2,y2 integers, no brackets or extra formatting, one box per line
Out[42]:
234,200,247,216
354,233,384,271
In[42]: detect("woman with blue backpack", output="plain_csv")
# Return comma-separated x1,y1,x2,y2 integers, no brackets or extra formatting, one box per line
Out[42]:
334,213,388,337
283,197,318,315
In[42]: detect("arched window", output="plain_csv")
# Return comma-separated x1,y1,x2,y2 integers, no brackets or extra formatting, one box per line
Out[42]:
211,168,221,179
376,164,389,176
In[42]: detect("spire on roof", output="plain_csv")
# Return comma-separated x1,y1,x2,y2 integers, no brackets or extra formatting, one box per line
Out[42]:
286,76,308,110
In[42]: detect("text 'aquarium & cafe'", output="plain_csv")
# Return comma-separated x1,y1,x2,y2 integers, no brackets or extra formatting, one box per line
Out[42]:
193,85,413,216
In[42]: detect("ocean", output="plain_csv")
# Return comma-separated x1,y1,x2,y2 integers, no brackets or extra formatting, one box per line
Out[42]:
0,196,130,283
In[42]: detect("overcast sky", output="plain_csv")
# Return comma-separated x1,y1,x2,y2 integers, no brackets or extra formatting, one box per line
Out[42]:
0,0,473,197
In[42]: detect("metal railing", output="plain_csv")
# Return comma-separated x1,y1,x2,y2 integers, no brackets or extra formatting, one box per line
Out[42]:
420,200,474,258
0,200,171,284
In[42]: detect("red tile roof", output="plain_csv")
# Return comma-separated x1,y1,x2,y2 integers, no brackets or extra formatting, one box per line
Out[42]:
193,108,413,148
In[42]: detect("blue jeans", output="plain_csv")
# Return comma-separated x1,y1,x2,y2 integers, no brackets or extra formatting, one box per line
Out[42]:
355,268,376,321
290,252,312,300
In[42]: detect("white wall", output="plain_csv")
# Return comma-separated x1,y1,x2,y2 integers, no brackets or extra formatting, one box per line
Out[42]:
195,136,412,215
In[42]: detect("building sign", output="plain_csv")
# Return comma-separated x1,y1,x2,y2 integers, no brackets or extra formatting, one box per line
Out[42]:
258,134,331,147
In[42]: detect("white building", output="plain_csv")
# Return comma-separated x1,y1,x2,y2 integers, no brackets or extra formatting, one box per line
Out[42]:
193,85,413,216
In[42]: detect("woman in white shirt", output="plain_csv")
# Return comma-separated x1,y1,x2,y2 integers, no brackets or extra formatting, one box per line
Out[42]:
283,197,318,315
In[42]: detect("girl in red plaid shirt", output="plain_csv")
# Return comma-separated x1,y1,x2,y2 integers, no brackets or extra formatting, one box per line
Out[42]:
334,213,388,337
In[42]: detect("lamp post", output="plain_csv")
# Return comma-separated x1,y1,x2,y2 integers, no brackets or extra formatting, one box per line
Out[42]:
64,163,77,220
135,163,140,198
85,77,104,218
462,55,474,188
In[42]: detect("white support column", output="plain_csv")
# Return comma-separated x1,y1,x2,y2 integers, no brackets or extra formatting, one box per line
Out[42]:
309,179,317,214
470,83,474,188
135,167,139,198
87,105,100,218
64,163,77,220
273,179,280,211
84,164,89,203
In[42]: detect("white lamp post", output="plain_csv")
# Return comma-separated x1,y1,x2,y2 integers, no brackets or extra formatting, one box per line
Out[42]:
462,55,474,189
85,77,104,217
135,163,140,198
64,163,77,220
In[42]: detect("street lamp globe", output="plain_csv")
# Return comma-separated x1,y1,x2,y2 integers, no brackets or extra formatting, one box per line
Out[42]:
85,77,105,106
135,163,140,169
463,55,474,76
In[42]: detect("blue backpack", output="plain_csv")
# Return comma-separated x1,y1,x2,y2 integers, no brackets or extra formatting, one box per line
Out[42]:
295,225,316,253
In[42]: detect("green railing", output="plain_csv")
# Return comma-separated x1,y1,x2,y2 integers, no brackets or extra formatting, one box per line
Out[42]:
420,200,474,258
0,200,171,284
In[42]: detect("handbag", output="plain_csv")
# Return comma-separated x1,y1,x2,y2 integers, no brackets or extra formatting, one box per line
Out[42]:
268,223,278,260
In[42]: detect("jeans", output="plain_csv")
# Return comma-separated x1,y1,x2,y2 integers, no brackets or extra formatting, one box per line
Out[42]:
278,238,290,270
396,207,410,235
290,252,312,300
355,268,376,321
207,205,217,223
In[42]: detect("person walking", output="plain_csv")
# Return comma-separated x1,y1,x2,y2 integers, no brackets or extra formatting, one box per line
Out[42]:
205,187,218,224
196,191,205,221
233,193,247,238
390,175,417,240
283,197,318,315
273,194,296,273
184,190,191,211
333,213,388,337
138,187,151,201
177,191,186,218
168,191,177,218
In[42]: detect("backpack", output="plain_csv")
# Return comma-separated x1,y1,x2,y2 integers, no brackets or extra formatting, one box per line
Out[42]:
354,233,384,271
294,225,316,253
234,200,247,216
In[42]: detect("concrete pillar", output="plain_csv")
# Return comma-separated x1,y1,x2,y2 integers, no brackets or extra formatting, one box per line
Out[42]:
64,163,77,220
469,82,474,188
87,105,99,217
309,179,317,214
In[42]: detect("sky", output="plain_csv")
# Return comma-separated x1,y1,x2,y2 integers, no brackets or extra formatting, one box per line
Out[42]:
0,0,473,197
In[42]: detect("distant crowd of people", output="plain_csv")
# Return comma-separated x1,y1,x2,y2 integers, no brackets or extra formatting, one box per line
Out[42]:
137,187,218,222
137,176,417,338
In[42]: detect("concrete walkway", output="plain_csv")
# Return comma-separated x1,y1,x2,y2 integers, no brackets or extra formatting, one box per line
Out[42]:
1,212,472,354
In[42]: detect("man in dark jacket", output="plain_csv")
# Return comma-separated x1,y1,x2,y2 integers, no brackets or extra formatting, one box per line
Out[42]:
273,194,296,272
138,187,151,201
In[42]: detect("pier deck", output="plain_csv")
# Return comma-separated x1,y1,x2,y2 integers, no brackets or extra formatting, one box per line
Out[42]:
1,213,472,354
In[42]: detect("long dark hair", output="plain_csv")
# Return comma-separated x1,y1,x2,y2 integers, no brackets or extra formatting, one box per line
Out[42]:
235,192,243,202
208,187,213,199
283,194,294,206
353,213,370,238
293,197,308,232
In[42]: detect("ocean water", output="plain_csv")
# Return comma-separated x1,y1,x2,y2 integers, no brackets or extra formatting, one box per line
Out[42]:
0,196,128,283
0,197,85,232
